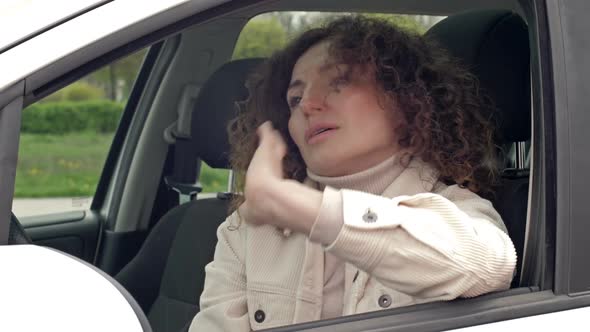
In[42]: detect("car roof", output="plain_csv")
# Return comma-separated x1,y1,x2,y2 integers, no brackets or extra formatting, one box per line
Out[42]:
0,0,109,53
0,0,230,92
0,0,522,99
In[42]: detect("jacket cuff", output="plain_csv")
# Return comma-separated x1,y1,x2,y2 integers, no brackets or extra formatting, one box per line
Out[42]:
309,186,344,246
323,189,404,272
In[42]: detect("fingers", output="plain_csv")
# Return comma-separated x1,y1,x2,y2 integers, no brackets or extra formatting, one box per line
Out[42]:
256,121,276,142
257,121,287,157
256,121,273,136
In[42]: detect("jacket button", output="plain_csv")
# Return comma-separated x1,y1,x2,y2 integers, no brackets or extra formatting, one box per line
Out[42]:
254,310,266,323
363,209,378,223
378,294,392,308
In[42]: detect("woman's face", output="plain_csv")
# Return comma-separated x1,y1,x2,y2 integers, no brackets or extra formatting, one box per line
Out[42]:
287,41,400,177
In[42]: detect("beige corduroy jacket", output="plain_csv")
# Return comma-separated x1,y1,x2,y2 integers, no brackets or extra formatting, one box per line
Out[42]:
189,160,517,331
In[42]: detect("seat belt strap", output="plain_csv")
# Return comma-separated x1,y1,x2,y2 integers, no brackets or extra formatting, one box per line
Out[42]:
164,177,202,204
164,139,202,204
162,84,202,205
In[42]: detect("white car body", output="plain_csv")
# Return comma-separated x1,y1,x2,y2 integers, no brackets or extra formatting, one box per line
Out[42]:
0,0,228,90
1,0,589,331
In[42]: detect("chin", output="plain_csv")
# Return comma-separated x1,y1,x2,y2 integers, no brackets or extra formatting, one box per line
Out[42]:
303,152,348,176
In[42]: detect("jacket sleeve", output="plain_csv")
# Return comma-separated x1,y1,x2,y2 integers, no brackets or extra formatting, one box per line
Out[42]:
189,212,251,332
312,185,516,300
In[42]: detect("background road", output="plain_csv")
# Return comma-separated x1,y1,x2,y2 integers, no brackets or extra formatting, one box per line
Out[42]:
11,193,217,218
12,197,92,217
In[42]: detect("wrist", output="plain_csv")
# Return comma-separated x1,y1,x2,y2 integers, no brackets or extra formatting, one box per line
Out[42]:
277,180,323,235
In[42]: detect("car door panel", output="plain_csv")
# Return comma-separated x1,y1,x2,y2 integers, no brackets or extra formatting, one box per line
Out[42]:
9,37,167,274
21,212,100,262
547,0,590,296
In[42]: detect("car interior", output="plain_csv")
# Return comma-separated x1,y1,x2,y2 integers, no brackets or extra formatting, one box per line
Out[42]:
7,0,540,331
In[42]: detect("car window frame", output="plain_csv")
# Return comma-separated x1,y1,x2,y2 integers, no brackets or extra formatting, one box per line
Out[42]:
0,0,233,93
546,0,590,296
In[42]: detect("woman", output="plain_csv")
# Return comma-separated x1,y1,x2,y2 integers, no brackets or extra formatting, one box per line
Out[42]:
190,16,516,331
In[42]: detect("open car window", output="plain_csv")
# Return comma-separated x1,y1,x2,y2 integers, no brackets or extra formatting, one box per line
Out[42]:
232,11,445,60
12,48,147,219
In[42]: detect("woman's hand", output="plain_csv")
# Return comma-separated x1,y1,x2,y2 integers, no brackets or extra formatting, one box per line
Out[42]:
240,121,323,235
240,121,287,226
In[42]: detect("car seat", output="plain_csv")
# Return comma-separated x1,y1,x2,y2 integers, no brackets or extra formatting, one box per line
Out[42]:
426,9,530,288
115,58,264,332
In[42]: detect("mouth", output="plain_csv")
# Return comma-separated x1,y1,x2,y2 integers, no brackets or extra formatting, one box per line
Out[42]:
305,125,338,143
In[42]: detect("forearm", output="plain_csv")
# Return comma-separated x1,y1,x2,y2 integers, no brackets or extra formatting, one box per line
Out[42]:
313,189,516,299
267,179,323,236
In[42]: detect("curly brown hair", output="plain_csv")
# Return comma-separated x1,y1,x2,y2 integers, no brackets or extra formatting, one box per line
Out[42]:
228,15,498,205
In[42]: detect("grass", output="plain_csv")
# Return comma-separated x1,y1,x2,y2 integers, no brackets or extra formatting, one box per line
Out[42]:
15,132,230,198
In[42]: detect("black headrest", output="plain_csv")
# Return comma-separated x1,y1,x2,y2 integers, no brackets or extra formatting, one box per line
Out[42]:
191,58,264,168
426,10,530,143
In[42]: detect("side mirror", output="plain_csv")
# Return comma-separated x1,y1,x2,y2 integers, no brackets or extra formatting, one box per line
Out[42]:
0,245,152,332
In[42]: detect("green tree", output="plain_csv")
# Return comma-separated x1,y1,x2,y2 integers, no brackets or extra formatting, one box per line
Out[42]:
295,13,427,34
232,18,287,59
364,13,427,34
39,81,105,103
86,49,148,101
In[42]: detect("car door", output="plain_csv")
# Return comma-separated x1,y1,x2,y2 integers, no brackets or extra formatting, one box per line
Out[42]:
276,0,590,330
11,46,156,265
0,0,112,252
3,0,590,331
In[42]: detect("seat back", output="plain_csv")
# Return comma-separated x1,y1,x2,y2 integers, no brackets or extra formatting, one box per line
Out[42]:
426,10,530,287
143,198,230,332
116,58,263,332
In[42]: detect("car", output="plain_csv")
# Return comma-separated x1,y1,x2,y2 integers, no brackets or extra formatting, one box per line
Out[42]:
1,0,589,331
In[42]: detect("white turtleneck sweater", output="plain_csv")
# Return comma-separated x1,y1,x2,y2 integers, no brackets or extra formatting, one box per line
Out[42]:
307,154,404,319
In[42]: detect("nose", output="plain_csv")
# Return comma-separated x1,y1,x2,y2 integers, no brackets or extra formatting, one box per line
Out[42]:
300,86,326,115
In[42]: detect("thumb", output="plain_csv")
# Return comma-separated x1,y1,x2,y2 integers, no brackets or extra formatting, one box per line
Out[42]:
257,121,287,156
256,121,274,142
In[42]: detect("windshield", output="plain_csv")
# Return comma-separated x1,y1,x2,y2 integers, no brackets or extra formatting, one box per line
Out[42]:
0,0,109,52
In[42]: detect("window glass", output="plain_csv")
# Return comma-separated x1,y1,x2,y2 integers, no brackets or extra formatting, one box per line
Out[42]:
12,48,147,217
201,163,230,194
232,12,445,59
